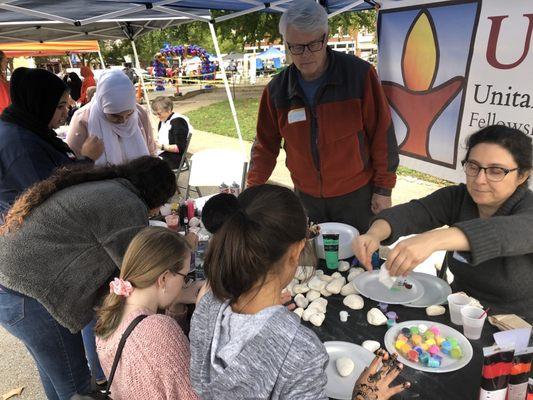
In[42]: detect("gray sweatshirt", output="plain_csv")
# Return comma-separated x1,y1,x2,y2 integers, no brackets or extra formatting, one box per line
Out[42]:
376,184,533,322
190,291,329,400
0,178,148,332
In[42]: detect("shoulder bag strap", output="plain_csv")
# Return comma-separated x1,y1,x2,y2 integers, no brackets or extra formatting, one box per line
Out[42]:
105,314,148,396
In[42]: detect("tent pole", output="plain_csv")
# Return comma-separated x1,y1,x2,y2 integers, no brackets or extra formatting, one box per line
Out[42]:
208,22,245,156
97,49,106,69
130,39,151,113
68,55,73,68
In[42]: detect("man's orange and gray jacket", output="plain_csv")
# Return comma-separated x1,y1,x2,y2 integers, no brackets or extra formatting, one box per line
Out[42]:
247,49,399,198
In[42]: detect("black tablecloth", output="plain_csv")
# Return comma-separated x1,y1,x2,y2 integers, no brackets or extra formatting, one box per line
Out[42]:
303,270,496,400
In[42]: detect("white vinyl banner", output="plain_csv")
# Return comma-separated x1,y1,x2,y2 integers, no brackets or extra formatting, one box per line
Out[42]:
378,0,533,183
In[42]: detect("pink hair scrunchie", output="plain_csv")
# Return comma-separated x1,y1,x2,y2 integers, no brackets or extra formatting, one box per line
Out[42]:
109,277,133,297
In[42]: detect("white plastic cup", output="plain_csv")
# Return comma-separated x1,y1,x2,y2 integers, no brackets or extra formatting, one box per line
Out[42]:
160,203,172,216
461,306,486,340
447,293,471,325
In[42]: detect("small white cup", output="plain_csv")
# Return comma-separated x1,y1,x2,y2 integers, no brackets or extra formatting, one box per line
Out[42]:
160,203,172,216
447,293,471,325
461,306,486,340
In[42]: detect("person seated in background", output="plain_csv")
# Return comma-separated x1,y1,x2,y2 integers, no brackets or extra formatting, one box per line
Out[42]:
151,96,191,170
353,125,533,322
67,69,156,165
95,227,200,400
201,193,240,235
190,184,409,400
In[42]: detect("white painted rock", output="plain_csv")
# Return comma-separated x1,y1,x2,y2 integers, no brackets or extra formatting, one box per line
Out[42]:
320,287,333,297
336,357,355,377
306,290,321,302
347,267,365,282
294,293,309,309
308,276,327,291
293,307,304,318
426,305,446,316
326,278,344,294
418,324,428,334
309,297,328,314
362,340,381,353
315,269,324,276
295,266,314,281
367,308,387,326
340,282,358,296
343,294,364,310
310,312,326,327
339,310,349,322
319,274,334,282
331,272,343,279
302,307,316,321
293,284,310,294
337,260,350,272
285,279,299,296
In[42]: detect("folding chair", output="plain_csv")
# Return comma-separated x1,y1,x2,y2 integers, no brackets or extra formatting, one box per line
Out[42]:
185,148,248,199
173,132,192,194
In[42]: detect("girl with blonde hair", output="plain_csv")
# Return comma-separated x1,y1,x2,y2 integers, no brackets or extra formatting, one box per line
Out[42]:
95,226,199,400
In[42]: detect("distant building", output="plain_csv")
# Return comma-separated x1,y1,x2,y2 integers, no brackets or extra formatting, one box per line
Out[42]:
244,29,377,63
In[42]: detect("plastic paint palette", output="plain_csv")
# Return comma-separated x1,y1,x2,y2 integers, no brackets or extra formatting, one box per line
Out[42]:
384,320,473,373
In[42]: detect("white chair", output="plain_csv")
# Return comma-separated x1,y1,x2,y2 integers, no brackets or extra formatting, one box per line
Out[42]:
185,148,248,198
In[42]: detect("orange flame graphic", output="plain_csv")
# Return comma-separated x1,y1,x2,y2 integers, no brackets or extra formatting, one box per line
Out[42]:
402,10,438,91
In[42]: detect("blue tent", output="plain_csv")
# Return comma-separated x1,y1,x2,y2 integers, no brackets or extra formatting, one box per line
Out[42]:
257,47,284,60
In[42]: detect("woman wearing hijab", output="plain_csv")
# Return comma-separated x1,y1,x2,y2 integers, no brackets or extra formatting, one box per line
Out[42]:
0,67,103,218
0,50,10,113
79,65,96,105
67,69,156,166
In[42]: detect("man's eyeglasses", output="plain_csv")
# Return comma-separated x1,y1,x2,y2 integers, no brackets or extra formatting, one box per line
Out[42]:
287,34,326,56
462,160,518,182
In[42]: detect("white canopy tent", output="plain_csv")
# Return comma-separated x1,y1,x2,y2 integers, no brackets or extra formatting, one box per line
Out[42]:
0,0,376,154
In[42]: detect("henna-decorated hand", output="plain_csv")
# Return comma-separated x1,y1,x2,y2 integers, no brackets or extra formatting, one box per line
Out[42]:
352,350,410,400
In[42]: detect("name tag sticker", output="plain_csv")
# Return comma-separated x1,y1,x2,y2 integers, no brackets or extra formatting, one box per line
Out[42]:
288,108,306,124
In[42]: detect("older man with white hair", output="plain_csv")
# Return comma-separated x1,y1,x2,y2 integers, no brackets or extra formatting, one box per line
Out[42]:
247,0,399,233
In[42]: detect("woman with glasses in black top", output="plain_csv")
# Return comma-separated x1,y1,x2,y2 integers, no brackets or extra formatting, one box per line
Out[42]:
353,125,533,322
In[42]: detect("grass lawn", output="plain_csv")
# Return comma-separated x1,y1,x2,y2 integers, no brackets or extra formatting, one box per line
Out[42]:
187,99,450,186
187,98,260,142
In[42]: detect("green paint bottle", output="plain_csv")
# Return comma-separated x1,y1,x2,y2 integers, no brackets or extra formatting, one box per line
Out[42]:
322,233,339,269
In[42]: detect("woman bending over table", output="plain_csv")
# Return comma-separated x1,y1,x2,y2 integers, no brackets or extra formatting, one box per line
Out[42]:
353,125,533,322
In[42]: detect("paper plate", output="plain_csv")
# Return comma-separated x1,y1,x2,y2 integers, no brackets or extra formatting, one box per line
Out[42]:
324,341,375,400
384,320,473,373
353,271,425,304
404,272,452,308
315,222,359,260
149,220,168,228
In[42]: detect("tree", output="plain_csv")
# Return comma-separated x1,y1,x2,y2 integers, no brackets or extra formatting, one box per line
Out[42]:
97,8,377,66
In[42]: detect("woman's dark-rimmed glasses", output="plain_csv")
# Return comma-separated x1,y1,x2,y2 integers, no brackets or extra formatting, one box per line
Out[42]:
462,160,518,182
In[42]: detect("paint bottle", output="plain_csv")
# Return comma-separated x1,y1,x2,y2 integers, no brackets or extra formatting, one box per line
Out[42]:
322,233,339,269
507,347,533,400
186,199,195,221
478,344,515,400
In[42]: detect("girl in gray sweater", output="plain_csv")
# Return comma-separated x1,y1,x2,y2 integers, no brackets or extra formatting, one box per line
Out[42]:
190,184,409,400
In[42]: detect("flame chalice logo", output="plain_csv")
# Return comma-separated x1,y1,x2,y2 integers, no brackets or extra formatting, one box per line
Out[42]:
382,10,465,161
